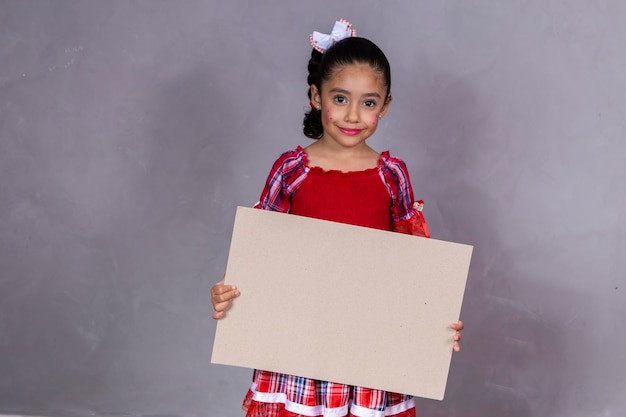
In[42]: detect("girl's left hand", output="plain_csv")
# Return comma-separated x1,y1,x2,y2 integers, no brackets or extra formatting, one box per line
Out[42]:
451,320,464,352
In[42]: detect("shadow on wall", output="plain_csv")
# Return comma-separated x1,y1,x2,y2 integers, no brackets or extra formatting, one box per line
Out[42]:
404,64,563,417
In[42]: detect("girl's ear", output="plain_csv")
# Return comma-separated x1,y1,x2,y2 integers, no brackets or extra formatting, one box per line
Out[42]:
310,84,321,108
379,95,393,118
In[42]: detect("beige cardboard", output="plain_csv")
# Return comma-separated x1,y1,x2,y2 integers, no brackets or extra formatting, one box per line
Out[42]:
211,206,472,400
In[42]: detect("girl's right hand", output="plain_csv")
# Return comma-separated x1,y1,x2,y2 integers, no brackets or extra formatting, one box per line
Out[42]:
211,278,240,320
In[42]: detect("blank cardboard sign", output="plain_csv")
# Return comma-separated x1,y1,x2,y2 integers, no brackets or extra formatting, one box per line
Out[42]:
211,207,472,400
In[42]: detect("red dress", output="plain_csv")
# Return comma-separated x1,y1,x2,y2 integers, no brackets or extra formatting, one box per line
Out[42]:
244,146,429,417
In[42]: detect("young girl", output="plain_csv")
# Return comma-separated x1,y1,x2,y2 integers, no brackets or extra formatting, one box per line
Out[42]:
211,19,464,417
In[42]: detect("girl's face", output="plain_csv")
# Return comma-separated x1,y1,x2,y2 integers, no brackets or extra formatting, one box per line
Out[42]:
311,63,392,150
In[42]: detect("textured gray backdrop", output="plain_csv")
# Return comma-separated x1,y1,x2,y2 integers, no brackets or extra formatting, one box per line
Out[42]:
1,1,625,417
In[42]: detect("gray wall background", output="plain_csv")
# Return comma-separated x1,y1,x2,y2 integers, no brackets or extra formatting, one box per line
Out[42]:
1,1,625,417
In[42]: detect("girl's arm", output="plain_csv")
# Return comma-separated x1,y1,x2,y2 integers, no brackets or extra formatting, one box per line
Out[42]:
211,150,304,320
383,156,464,351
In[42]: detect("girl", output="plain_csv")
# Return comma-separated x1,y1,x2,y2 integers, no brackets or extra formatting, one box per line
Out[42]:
212,19,464,417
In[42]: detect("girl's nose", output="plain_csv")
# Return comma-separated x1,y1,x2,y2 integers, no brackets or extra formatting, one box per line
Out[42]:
344,103,359,122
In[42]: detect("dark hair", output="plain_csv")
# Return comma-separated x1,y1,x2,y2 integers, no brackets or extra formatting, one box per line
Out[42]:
303,37,392,139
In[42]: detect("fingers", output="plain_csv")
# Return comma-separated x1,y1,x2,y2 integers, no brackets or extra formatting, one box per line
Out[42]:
212,309,226,320
451,320,464,352
450,320,464,331
212,284,240,304
211,281,240,320
453,330,462,352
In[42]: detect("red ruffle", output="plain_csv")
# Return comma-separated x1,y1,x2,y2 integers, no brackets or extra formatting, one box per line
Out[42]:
243,389,417,417
392,208,430,238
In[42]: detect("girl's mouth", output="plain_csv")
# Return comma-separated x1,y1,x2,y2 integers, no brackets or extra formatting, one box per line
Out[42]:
339,127,362,136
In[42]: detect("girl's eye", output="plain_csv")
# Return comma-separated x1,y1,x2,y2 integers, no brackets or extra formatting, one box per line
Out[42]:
363,100,377,108
333,95,347,104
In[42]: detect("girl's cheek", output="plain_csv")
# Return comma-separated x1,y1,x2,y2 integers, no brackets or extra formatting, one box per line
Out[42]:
368,115,379,126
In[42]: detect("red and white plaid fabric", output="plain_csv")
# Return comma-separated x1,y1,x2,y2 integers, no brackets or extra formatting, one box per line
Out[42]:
243,370,416,417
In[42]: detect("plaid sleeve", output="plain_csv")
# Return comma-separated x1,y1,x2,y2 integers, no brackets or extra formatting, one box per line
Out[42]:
255,148,309,213
380,154,430,237
379,155,415,222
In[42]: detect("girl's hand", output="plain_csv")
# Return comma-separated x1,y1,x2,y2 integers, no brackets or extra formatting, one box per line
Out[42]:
211,278,240,320
451,320,464,352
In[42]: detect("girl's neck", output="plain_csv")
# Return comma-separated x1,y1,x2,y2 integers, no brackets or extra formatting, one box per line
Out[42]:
304,139,380,172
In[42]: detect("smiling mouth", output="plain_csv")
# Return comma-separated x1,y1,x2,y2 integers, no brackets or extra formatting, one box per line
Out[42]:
339,127,362,136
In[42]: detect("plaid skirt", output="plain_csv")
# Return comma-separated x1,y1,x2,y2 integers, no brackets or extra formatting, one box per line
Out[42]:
243,370,416,417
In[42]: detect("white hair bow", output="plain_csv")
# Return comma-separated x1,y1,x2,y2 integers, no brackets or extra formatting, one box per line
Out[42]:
309,19,356,53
